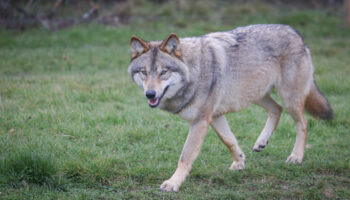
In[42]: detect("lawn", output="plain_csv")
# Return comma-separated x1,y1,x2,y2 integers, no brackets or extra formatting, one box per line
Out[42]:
0,4,350,199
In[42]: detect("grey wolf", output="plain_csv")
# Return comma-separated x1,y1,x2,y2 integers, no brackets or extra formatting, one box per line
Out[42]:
128,24,333,192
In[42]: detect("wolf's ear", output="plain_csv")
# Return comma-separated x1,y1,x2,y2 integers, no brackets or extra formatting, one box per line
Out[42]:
130,36,149,59
160,33,182,60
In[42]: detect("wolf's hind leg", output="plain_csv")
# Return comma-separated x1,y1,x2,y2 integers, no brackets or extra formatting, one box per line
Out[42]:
253,95,282,152
211,115,245,170
285,105,307,163
278,52,311,163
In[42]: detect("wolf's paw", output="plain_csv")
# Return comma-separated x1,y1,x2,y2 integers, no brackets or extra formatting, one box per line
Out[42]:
229,160,245,170
160,179,179,192
253,140,268,152
286,154,302,163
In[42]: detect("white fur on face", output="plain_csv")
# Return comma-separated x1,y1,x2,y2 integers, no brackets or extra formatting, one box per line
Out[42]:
133,73,145,90
162,72,183,99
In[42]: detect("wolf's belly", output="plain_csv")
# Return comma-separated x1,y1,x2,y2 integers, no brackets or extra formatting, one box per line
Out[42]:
213,78,276,117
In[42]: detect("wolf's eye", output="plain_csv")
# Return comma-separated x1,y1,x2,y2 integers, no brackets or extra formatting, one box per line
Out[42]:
160,69,168,76
140,70,147,76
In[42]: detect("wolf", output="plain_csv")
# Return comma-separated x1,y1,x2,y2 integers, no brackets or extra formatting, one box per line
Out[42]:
128,24,333,192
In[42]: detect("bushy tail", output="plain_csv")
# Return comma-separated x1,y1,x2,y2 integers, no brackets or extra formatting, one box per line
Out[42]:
305,82,333,120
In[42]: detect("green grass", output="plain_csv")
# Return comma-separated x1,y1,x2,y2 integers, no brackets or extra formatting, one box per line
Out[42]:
1,5,350,199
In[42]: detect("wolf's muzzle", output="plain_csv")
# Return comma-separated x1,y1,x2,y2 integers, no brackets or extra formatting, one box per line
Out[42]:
146,90,156,99
147,86,169,108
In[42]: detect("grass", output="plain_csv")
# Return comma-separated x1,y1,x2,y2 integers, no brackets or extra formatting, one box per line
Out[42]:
1,3,350,199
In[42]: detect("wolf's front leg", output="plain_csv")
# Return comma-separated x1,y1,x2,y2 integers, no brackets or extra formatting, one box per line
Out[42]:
160,120,209,192
211,115,245,170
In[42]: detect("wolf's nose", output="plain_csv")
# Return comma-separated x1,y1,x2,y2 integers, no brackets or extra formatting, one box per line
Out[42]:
146,90,156,99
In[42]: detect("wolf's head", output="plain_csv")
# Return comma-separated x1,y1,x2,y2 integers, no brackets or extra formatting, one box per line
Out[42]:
128,33,189,108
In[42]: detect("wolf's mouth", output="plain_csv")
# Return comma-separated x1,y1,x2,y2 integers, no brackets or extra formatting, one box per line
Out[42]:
148,86,169,108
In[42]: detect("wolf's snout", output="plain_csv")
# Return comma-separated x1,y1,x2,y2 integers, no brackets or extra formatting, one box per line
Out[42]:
146,90,156,99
